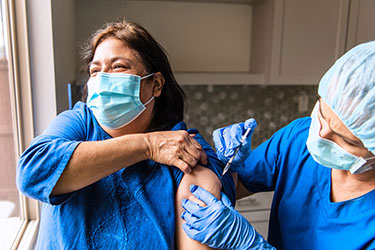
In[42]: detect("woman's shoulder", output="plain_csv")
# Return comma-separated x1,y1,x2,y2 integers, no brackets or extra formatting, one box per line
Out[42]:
168,121,236,204
42,101,103,140
69,101,90,117
170,121,187,131
172,122,212,151
57,101,99,126
55,101,88,120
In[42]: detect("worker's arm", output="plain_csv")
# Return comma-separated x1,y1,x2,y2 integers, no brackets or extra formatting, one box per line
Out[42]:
181,185,276,250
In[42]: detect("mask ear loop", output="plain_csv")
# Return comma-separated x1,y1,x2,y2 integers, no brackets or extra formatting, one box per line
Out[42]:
143,96,154,106
140,73,157,105
140,73,155,80
362,155,375,172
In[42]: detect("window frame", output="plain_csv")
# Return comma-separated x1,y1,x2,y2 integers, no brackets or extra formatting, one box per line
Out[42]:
2,0,39,249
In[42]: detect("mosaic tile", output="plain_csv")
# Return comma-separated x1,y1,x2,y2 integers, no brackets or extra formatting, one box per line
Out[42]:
72,83,317,149
182,85,317,148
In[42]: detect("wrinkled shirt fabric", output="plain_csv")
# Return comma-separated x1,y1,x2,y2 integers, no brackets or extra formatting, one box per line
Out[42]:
238,117,375,250
17,101,235,250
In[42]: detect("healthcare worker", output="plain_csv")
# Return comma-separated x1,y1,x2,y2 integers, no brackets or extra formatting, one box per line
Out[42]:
181,41,375,250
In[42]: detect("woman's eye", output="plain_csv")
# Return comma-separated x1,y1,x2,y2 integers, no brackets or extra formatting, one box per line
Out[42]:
113,64,132,72
113,64,127,69
89,68,99,76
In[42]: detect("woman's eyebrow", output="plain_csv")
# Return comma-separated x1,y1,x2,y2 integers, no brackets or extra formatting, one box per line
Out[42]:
88,61,100,68
89,57,133,68
110,56,133,64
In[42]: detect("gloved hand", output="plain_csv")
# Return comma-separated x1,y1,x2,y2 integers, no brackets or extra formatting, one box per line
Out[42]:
213,118,257,167
181,185,275,250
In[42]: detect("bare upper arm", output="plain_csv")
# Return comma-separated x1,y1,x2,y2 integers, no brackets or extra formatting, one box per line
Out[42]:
174,165,223,250
176,165,222,206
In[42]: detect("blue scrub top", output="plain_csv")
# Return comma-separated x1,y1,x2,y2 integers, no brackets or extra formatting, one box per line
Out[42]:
17,101,235,250
238,117,375,250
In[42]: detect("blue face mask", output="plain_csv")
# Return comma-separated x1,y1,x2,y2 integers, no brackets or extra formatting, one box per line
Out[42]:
306,103,375,174
86,72,155,129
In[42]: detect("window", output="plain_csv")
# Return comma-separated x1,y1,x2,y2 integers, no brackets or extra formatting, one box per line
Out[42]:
0,1,22,245
0,0,39,249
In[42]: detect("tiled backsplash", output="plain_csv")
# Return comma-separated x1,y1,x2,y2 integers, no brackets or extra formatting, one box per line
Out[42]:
73,83,317,148
181,85,317,148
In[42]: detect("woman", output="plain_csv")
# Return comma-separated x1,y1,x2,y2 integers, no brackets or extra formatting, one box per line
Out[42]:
182,41,375,249
17,20,235,249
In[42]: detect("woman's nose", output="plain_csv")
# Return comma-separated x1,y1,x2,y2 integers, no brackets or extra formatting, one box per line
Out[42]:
99,65,111,73
101,67,110,73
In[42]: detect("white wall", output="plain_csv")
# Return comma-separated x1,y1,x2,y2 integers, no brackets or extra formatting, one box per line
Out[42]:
26,0,76,134
51,0,76,113
26,0,57,135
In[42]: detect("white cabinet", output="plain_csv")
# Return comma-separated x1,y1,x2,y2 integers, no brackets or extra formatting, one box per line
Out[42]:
346,0,375,49
235,192,274,238
66,0,375,86
75,0,265,85
269,0,350,84
268,0,375,85
73,0,375,86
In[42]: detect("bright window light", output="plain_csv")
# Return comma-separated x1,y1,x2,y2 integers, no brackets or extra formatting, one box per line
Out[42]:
0,1,23,248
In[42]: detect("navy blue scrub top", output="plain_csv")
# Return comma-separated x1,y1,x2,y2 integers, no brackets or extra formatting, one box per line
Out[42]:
17,101,235,250
238,118,375,250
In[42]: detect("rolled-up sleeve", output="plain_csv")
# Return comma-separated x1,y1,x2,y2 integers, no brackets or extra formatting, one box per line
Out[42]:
17,104,87,205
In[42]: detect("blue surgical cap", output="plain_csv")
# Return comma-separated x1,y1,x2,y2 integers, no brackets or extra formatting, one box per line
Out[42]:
318,41,375,153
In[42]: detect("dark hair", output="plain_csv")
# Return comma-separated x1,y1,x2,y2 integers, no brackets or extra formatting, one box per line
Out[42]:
81,20,185,131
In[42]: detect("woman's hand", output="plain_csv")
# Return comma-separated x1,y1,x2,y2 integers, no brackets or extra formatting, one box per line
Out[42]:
52,130,206,195
146,130,208,173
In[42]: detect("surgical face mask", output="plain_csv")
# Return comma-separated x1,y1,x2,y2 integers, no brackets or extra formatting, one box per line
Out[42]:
86,72,155,129
306,103,375,174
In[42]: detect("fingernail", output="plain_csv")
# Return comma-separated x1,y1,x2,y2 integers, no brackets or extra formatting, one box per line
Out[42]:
190,184,197,192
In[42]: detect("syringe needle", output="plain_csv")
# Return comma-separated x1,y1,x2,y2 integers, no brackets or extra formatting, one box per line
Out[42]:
221,126,253,178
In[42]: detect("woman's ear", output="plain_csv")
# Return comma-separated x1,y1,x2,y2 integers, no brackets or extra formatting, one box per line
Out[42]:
153,72,165,97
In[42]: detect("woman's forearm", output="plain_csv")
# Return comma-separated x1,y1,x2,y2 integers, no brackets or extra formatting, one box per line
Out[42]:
52,133,149,195
52,130,207,195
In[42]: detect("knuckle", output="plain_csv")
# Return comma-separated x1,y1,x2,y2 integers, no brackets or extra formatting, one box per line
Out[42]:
194,149,203,158
180,130,189,136
173,148,180,155
180,131,189,138
176,135,185,143
181,165,190,173
194,142,202,150
191,158,199,166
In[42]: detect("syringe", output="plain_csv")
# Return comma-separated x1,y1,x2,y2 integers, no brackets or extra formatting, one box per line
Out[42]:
221,126,253,178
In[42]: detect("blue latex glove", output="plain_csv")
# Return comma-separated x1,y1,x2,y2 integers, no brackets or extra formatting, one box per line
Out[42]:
182,185,275,250
213,118,257,168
